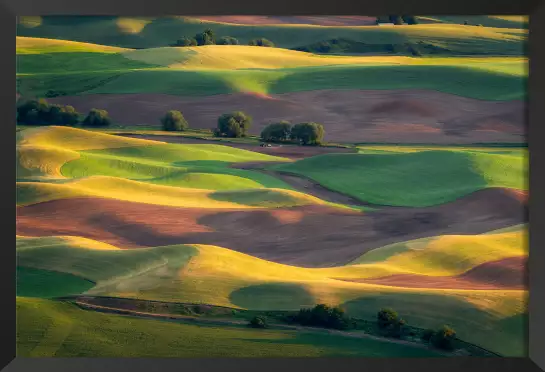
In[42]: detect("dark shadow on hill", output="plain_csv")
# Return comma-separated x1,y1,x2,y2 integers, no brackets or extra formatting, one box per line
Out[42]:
229,283,315,310
16,266,95,298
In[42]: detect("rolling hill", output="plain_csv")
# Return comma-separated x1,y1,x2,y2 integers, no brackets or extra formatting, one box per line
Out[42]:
16,226,527,356
272,150,527,207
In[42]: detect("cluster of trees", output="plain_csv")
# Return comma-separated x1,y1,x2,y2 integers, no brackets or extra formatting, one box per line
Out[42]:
173,28,275,48
378,308,457,350
261,121,325,146
16,99,112,127
376,15,418,25
291,304,353,330
246,304,458,352
421,325,457,351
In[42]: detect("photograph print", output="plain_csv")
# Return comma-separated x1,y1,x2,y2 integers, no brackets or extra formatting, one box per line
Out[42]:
16,15,528,357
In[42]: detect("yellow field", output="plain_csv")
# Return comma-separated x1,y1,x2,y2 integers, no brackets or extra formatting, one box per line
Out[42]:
16,36,132,54
17,126,164,151
16,177,328,208
122,45,527,71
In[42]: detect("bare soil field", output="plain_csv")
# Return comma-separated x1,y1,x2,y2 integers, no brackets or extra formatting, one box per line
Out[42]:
16,188,526,267
49,90,525,144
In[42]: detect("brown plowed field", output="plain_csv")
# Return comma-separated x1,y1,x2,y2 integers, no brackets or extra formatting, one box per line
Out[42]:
16,187,526,268
48,90,525,144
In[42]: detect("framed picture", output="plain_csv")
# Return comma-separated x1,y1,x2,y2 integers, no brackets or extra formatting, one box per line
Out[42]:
7,0,544,371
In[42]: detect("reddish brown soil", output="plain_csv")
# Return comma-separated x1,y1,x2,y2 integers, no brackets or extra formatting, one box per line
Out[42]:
339,257,527,290
16,187,526,267
48,90,525,144
192,16,377,26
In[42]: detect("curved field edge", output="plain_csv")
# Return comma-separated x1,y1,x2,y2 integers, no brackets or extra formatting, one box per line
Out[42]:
21,63,526,101
271,151,527,207
16,231,527,355
16,297,442,357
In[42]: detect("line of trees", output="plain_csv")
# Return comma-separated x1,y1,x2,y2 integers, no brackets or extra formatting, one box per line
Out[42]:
261,121,325,146
248,304,458,352
172,28,275,48
376,15,418,25
16,99,112,127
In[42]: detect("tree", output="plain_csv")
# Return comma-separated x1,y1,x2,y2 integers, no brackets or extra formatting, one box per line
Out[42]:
421,329,435,342
161,110,189,131
377,308,399,329
16,99,80,126
82,108,112,127
389,15,404,25
294,304,351,330
217,36,239,45
260,121,292,142
195,28,215,46
174,37,197,47
216,111,252,138
290,122,324,146
249,316,268,329
430,325,457,350
402,16,418,25
59,105,80,126
248,38,275,47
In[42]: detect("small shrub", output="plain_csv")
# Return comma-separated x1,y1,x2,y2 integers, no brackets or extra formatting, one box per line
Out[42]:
217,36,239,45
249,316,268,329
248,38,275,47
421,329,435,342
431,325,457,350
174,37,197,47
82,108,112,127
161,110,189,131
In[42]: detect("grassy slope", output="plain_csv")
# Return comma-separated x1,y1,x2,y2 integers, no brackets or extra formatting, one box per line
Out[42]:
16,17,525,52
16,297,441,357
17,228,527,356
17,266,95,298
15,127,355,209
18,45,527,100
273,150,527,207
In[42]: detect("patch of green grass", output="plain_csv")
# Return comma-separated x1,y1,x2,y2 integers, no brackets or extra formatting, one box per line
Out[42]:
16,297,442,357
16,237,199,284
71,63,526,100
17,52,157,75
59,144,292,191
17,266,95,298
272,150,527,207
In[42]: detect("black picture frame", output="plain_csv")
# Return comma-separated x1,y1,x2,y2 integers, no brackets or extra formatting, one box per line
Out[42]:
5,0,544,371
